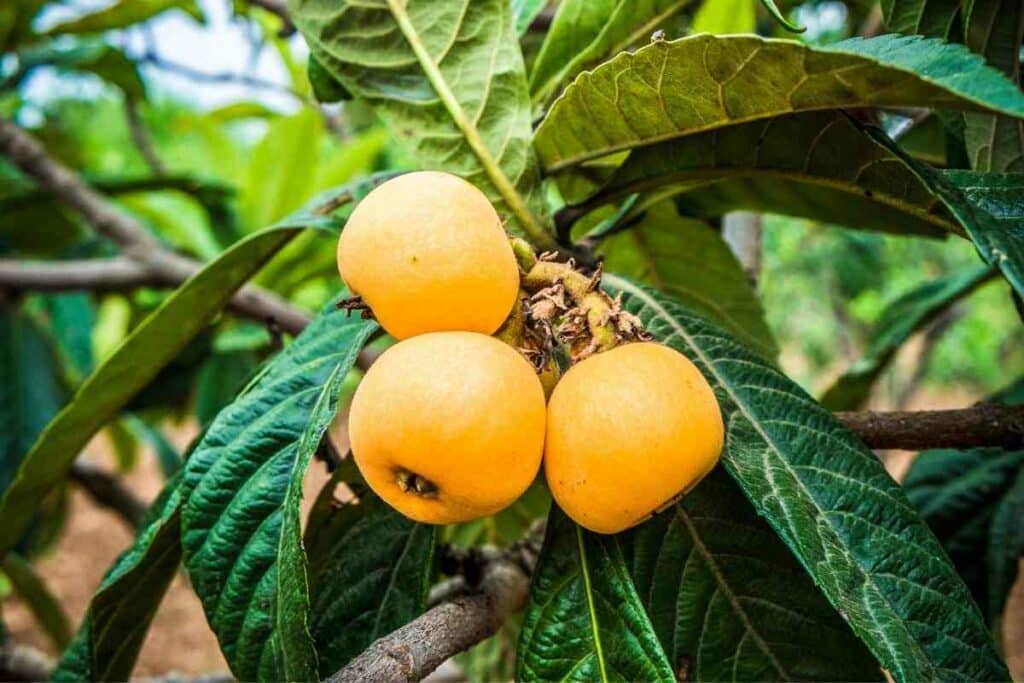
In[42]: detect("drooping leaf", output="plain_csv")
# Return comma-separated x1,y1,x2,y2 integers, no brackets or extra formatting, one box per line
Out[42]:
0,308,65,505
534,33,1024,174
304,474,436,673
307,52,351,103
820,264,994,410
571,110,956,236
1,553,71,651
517,505,675,682
124,416,182,478
849,135,1024,299
962,0,1024,172
52,475,183,682
756,0,804,33
880,0,960,37
603,274,1009,682
599,201,777,360
511,0,548,35
904,448,1024,628
530,0,695,106
181,302,376,681
289,0,556,249
0,181,376,560
43,0,203,36
620,469,880,681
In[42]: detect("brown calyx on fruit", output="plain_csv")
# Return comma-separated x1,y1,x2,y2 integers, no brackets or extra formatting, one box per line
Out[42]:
519,252,649,363
337,294,376,320
395,469,439,498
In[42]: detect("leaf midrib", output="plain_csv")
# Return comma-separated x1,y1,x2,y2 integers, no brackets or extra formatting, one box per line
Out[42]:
384,0,553,249
674,505,790,680
605,274,936,679
575,526,609,683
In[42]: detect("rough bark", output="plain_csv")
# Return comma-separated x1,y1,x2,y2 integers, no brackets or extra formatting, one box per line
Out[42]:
836,403,1024,450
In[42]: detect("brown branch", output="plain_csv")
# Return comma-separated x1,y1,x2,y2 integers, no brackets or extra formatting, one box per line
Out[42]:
69,460,148,529
0,642,54,682
329,536,539,683
0,257,169,292
0,118,311,335
836,404,1024,450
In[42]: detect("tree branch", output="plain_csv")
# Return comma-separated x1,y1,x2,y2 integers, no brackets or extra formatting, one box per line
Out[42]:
836,403,1024,450
69,460,148,529
0,257,170,292
0,118,311,335
329,534,541,683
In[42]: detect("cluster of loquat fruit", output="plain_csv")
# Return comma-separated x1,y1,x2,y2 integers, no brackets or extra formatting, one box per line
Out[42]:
337,172,724,534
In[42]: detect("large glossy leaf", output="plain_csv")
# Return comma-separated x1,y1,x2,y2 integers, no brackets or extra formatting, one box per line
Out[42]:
42,0,203,36
880,0,960,37
0,310,64,499
820,264,994,410
573,111,956,236
289,0,556,249
0,182,373,560
904,448,1024,628
962,0,1024,172
52,475,183,682
1,553,71,650
620,469,880,681
517,505,675,682
304,474,436,673
602,274,1009,682
534,33,1024,173
181,302,376,681
530,0,694,106
599,202,777,360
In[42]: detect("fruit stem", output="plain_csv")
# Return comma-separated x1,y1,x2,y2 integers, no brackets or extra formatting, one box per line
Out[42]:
522,260,621,357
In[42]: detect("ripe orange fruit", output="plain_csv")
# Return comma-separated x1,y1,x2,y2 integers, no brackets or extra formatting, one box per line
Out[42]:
348,332,546,524
337,171,520,339
544,342,724,534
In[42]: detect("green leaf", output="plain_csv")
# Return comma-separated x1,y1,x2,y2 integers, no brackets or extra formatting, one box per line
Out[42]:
181,302,377,681
52,475,183,682
307,53,351,103
962,0,1023,171
0,309,64,499
621,469,880,681
517,505,675,682
820,264,994,410
241,108,323,232
572,111,956,237
289,0,556,249
43,0,203,36
1,553,71,650
304,475,436,673
880,0,960,37
692,0,756,34
534,34,1024,174
904,448,1024,629
194,349,260,428
41,293,95,380
13,40,147,98
511,0,548,35
0,182,371,560
602,274,1010,682
598,202,777,360
530,0,694,106
756,0,804,33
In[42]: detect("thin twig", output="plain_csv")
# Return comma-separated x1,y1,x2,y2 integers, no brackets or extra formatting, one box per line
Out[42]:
69,459,148,529
123,98,167,176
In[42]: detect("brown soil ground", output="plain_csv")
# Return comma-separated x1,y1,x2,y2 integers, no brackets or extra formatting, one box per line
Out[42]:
3,391,1023,680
